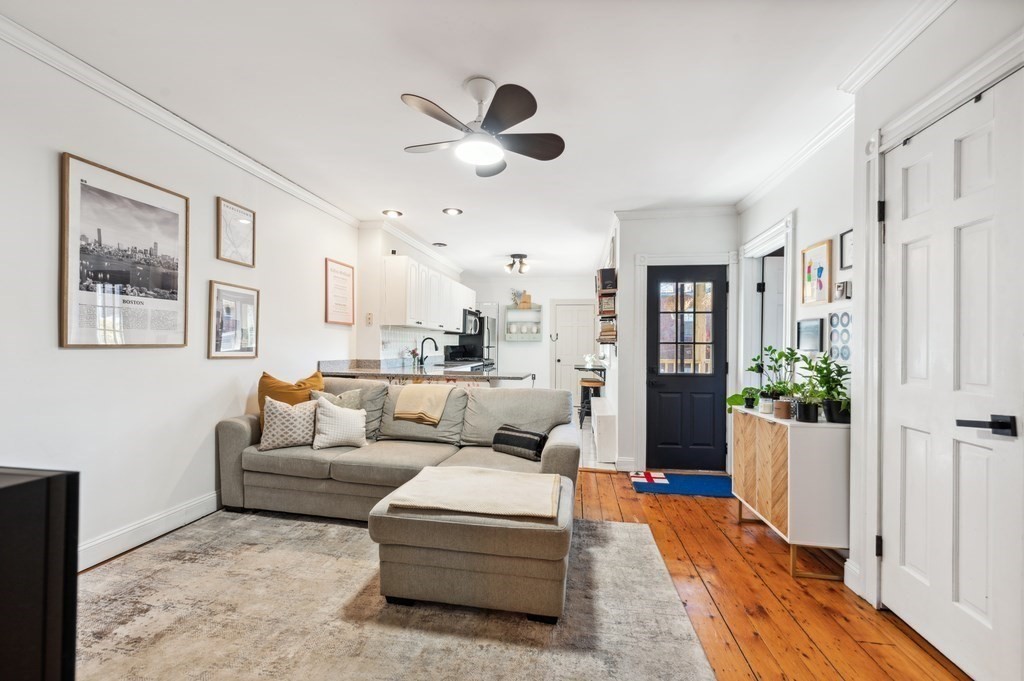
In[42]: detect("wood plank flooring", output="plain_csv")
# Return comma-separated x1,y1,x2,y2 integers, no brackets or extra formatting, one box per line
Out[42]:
576,470,969,681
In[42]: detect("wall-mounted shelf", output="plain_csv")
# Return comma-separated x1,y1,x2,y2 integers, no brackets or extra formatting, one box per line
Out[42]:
505,302,542,342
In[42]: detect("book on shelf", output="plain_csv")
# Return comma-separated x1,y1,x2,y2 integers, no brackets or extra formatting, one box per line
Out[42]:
598,296,616,314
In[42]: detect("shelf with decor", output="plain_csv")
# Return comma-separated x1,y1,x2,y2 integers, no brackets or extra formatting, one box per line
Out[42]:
505,290,542,342
596,267,618,342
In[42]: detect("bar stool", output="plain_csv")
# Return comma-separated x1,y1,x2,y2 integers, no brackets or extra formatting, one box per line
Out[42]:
579,378,605,428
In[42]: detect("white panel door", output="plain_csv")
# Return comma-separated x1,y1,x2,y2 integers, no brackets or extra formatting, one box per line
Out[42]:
554,304,597,405
881,71,1023,681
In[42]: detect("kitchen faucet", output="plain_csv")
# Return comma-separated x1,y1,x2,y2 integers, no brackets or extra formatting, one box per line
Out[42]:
419,337,438,367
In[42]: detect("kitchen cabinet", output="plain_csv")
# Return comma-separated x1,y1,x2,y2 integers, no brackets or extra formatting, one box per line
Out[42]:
382,255,476,332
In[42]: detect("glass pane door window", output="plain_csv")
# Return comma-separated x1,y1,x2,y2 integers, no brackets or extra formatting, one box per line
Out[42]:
658,281,714,374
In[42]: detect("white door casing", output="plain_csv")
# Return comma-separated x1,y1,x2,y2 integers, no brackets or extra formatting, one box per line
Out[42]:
880,70,1023,681
551,301,597,406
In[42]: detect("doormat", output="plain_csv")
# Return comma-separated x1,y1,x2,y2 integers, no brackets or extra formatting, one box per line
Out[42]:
630,472,733,497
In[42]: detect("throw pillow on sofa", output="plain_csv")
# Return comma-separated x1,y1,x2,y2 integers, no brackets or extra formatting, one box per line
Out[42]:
259,396,317,450
492,424,548,462
313,397,368,449
258,371,324,425
311,389,361,410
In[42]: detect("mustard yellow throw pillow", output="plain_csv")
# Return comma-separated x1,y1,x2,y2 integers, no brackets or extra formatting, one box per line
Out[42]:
258,371,324,425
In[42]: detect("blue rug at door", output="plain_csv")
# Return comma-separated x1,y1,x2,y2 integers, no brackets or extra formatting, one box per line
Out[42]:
629,471,733,497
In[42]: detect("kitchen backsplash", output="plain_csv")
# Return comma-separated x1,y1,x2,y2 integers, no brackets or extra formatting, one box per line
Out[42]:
380,326,448,361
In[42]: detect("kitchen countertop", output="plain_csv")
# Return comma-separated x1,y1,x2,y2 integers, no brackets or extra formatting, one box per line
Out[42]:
318,360,535,382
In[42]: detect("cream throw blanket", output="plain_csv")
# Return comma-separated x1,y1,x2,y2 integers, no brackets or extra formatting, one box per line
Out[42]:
393,384,454,426
386,466,561,519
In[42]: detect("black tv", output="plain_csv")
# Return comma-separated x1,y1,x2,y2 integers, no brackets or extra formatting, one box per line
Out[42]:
0,467,79,680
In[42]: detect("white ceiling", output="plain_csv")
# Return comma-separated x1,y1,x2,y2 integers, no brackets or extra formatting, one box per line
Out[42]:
1,0,917,277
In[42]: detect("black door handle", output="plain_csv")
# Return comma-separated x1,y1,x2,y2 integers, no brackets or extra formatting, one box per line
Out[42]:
648,380,664,388
955,415,1017,437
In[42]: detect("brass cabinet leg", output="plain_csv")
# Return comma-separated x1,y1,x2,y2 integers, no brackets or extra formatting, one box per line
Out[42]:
736,497,760,524
789,544,843,581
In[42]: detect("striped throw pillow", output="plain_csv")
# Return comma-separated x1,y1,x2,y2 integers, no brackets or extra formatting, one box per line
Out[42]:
492,424,548,462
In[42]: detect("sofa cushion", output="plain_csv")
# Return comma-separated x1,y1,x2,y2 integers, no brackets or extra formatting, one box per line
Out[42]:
438,446,542,475
312,398,367,450
368,477,574,561
321,378,388,440
242,444,354,479
461,388,573,446
330,440,459,487
258,397,316,451
378,386,467,445
258,371,323,425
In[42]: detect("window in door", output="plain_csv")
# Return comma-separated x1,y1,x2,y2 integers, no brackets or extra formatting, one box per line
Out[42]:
658,281,714,375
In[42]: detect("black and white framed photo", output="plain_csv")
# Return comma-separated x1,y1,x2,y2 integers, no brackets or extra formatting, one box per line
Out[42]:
208,281,259,359
796,318,824,352
61,153,189,348
839,228,853,270
216,197,255,268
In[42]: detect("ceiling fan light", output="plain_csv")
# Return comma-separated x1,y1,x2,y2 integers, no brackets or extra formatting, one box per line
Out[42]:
455,133,504,166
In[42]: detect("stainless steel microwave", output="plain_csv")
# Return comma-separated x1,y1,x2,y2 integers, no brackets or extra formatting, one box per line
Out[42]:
462,309,481,335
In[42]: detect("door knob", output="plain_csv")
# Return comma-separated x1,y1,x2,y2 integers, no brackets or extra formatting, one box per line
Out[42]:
648,380,664,387
955,414,1017,437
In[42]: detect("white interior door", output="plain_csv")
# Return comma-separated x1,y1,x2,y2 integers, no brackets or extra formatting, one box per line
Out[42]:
554,303,597,405
881,70,1023,681
762,255,785,354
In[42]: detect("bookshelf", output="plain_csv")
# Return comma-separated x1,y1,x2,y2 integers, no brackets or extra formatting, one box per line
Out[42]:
596,268,617,345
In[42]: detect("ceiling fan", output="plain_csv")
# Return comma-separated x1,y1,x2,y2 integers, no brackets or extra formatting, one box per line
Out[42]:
401,77,565,177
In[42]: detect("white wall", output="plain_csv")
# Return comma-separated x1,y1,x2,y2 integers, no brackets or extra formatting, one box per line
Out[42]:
848,0,1024,601
459,276,596,389
0,41,358,567
738,124,855,365
613,209,740,471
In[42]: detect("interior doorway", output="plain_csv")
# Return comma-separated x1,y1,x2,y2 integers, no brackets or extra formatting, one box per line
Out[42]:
550,301,597,408
740,216,794,391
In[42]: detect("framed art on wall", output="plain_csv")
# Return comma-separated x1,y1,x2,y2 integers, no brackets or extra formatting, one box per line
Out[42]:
801,239,832,305
208,281,259,359
796,318,824,352
325,258,355,325
216,197,255,267
839,228,853,270
60,153,189,348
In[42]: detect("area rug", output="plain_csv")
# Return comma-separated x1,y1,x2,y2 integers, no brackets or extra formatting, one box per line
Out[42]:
77,511,714,680
630,471,733,497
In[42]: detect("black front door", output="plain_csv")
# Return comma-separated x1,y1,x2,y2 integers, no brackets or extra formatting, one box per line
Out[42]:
646,265,728,470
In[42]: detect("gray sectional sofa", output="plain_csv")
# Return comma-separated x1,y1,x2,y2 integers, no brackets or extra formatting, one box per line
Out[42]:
216,377,581,522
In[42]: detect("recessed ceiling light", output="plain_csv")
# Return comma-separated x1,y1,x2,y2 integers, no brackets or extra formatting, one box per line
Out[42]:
382,209,403,218
442,208,463,216
432,242,448,248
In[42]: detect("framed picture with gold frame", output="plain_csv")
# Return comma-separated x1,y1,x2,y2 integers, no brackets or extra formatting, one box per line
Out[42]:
325,258,355,325
208,280,259,359
216,197,255,267
801,239,832,305
60,152,189,348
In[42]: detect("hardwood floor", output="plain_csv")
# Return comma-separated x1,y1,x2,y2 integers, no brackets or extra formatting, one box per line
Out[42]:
575,471,969,681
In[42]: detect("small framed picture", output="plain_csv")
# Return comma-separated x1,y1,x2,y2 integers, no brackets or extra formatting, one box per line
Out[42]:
839,229,853,270
325,258,355,326
216,197,255,268
801,239,832,305
208,281,259,359
796,318,824,352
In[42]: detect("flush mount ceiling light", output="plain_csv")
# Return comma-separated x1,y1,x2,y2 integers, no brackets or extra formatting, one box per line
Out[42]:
442,208,463,216
504,253,529,274
382,209,403,218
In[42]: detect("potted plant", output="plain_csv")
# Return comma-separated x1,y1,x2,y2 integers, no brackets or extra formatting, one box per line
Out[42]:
770,381,795,419
726,387,761,413
793,379,822,423
809,354,851,423
749,346,798,419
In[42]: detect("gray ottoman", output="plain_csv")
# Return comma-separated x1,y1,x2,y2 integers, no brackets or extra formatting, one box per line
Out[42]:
367,477,574,624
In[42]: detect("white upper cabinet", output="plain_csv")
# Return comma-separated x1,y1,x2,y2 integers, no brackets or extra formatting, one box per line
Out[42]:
382,255,476,332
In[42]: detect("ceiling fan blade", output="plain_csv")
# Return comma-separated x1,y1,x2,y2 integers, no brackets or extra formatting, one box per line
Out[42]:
496,133,565,161
401,94,472,134
476,160,507,178
480,84,537,134
404,140,457,153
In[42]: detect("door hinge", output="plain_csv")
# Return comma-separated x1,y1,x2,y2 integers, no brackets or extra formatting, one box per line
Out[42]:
726,362,729,374
755,282,766,293
726,281,730,293
877,200,885,222
875,535,883,558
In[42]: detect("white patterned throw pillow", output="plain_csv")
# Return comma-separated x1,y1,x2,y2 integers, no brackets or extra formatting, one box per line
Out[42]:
313,397,368,449
259,396,317,451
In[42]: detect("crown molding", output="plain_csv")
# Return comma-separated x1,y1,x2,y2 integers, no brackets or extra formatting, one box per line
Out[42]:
0,14,359,227
369,221,464,274
880,28,1024,152
837,0,956,94
735,106,854,214
615,206,737,221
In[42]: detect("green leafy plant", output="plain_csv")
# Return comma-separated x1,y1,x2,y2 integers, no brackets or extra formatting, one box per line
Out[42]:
748,346,799,399
726,387,761,413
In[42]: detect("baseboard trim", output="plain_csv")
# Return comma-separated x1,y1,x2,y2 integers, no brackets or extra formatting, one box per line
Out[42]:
78,491,219,569
615,457,637,472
